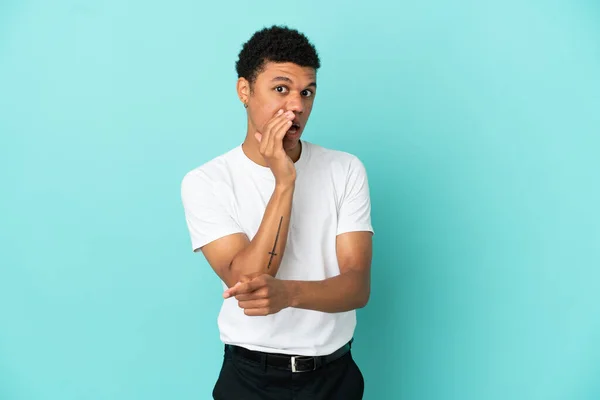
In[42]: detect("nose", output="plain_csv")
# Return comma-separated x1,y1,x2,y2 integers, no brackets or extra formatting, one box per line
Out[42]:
286,93,304,114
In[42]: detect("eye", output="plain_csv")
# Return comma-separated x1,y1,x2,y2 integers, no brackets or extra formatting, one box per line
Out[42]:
301,89,314,97
275,86,288,93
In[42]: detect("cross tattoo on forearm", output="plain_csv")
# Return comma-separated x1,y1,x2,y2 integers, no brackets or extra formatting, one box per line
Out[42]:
267,216,284,269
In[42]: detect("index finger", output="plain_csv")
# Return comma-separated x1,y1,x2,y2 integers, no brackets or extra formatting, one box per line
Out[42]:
223,279,262,299
260,109,285,131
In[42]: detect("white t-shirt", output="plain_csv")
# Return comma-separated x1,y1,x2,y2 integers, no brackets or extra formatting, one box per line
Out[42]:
181,140,374,356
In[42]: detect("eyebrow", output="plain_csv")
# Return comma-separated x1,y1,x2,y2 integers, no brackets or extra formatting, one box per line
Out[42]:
271,76,317,89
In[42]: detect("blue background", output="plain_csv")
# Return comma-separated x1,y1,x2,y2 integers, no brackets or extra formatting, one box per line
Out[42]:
1,1,599,399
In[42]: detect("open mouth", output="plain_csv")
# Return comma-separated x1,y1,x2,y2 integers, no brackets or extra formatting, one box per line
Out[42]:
287,121,301,135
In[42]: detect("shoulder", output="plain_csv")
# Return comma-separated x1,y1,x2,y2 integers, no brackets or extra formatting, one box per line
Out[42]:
305,141,368,175
181,146,240,196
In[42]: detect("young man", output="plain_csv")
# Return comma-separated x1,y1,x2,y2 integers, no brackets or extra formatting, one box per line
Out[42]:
181,25,374,400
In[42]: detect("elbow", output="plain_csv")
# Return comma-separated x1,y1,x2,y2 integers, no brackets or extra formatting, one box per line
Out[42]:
356,287,370,309
358,272,371,308
225,253,272,287
222,260,238,288
347,270,370,309
224,254,245,288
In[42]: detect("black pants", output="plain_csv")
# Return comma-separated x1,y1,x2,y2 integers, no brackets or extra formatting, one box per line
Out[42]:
212,344,365,400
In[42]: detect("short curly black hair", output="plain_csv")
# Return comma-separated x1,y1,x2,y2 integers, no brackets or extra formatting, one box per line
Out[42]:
236,25,320,86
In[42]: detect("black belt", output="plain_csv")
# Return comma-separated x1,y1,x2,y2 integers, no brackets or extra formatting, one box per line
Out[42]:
226,339,353,373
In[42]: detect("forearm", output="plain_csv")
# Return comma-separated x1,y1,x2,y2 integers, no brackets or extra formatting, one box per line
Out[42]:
229,183,294,282
285,270,370,313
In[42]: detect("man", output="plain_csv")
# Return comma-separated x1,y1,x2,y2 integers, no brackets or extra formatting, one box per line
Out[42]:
181,25,374,400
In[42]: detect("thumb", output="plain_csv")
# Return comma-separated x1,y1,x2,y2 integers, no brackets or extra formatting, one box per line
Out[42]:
254,132,262,143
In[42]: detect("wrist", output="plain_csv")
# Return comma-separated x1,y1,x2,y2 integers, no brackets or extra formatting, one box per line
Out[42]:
283,280,300,309
274,181,295,194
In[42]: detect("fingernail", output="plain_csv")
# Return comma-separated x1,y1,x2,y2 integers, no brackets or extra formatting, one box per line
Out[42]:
277,109,284,115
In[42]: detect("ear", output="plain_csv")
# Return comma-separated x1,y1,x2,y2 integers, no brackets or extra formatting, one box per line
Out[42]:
237,77,250,107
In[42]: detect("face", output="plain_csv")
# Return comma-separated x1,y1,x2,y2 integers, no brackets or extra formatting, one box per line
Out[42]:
238,62,317,152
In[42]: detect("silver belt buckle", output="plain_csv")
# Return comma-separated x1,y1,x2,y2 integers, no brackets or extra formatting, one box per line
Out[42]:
290,356,315,373
291,356,300,373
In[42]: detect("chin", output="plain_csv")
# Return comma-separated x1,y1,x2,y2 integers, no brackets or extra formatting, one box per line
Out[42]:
283,136,301,151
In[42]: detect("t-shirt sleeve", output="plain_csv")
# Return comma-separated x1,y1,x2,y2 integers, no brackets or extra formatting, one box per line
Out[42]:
180,171,244,252
337,156,374,236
